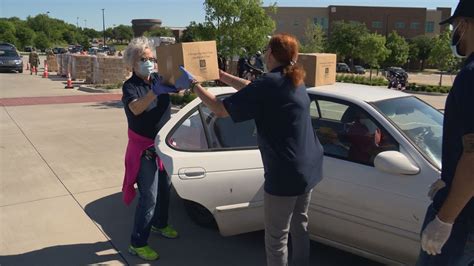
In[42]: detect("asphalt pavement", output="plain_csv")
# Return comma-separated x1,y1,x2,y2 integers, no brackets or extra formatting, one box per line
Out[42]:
0,64,447,265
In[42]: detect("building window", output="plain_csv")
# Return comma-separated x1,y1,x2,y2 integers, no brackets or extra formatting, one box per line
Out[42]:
313,17,318,25
293,19,299,26
278,20,284,27
410,22,420,30
372,21,383,29
426,21,435,33
395,22,405,29
320,18,328,29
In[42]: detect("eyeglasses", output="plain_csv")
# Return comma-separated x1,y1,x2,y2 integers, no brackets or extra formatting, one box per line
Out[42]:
262,47,270,54
140,57,157,63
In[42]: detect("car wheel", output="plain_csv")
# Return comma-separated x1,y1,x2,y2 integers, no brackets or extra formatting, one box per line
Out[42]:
184,200,217,228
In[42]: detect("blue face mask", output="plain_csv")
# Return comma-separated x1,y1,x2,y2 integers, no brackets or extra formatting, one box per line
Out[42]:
138,60,155,77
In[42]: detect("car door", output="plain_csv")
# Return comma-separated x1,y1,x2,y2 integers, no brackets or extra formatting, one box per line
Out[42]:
307,95,434,263
155,91,265,236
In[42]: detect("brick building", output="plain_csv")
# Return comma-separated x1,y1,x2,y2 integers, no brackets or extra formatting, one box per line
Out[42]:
265,5,451,41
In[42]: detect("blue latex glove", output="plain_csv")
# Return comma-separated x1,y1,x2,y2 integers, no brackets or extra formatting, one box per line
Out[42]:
150,74,178,96
175,66,196,90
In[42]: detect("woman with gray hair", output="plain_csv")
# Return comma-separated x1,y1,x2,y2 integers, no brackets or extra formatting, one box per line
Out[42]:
121,37,179,261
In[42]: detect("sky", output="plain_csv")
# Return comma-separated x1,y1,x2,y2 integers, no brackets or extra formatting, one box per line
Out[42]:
1,0,457,30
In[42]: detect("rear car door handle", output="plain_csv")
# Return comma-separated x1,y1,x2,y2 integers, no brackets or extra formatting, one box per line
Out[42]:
178,167,206,180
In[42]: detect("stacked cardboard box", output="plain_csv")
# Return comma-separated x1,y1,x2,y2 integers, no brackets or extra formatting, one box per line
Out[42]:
297,53,337,87
156,41,219,85
91,56,129,84
46,55,58,72
71,55,92,80
58,54,72,77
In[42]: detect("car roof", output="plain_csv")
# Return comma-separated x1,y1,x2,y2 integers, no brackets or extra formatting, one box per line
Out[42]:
208,82,408,103
308,83,408,102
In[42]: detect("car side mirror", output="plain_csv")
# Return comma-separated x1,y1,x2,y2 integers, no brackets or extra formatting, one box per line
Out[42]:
374,151,419,175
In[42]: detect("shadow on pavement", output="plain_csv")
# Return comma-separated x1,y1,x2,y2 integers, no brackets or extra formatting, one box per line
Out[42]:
0,241,124,265
81,189,382,266
0,188,383,266
86,100,124,109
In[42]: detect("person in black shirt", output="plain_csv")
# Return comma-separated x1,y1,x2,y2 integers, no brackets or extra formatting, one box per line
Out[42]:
182,34,323,266
121,37,179,261
417,1,474,265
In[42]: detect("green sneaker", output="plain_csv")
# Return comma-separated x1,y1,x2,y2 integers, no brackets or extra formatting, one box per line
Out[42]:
151,225,179,239
128,245,159,261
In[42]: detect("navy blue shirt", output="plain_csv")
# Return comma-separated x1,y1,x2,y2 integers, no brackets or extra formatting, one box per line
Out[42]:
122,72,171,139
223,66,324,196
434,53,474,220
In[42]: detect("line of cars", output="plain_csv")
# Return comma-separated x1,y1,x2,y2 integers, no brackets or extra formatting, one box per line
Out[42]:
0,43,24,73
337,62,366,74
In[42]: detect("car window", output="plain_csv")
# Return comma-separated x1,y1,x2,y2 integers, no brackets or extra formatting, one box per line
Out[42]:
200,100,258,149
311,96,399,165
168,95,258,151
168,110,208,150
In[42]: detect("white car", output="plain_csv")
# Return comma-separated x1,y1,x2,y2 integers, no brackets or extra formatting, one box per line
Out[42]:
155,83,443,265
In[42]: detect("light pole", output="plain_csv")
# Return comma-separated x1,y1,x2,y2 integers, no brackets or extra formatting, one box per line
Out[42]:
76,17,79,28
102,8,106,46
84,19,87,28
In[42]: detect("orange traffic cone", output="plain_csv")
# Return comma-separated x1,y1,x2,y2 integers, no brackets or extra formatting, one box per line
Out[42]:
65,72,74,89
42,63,49,78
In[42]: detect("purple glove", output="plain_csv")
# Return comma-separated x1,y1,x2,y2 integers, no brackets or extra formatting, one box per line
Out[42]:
175,66,195,90
150,74,178,96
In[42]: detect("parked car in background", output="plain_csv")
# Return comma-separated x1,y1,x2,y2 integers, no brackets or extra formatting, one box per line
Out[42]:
155,83,443,265
52,47,67,54
0,46,24,73
336,62,351,73
385,67,408,79
353,65,366,74
24,46,33,52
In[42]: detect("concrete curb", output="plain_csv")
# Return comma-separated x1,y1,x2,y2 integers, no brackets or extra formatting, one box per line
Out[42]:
78,85,122,94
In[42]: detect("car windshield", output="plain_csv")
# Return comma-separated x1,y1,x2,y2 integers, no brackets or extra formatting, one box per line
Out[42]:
373,96,443,169
0,50,19,57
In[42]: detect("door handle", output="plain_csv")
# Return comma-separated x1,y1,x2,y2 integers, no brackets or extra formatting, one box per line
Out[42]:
178,167,206,180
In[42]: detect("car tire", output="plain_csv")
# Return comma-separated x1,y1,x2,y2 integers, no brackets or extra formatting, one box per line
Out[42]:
183,200,217,228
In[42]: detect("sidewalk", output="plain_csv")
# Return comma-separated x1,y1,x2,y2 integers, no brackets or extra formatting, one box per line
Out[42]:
0,71,127,264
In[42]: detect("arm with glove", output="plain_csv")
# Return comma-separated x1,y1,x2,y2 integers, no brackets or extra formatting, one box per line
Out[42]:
421,133,474,255
128,74,179,116
175,66,229,118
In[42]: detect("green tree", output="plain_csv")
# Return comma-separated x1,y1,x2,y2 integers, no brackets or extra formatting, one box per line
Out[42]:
300,21,326,53
113,25,133,43
0,20,16,35
33,32,51,50
410,36,433,71
82,28,101,40
429,30,460,86
15,25,36,49
144,27,174,38
384,31,409,67
0,31,18,46
181,21,216,42
358,33,390,80
204,0,276,59
328,21,368,64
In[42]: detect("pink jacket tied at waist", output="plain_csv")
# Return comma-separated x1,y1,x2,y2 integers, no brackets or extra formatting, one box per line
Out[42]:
122,128,164,205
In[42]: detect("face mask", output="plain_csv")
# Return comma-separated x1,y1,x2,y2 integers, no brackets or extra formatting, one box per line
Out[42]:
137,60,155,77
451,24,466,58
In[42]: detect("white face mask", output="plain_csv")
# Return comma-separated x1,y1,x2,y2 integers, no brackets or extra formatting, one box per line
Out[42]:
137,60,155,77
451,23,467,58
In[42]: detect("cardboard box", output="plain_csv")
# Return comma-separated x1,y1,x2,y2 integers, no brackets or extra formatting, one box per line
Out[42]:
156,41,219,85
298,53,336,87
